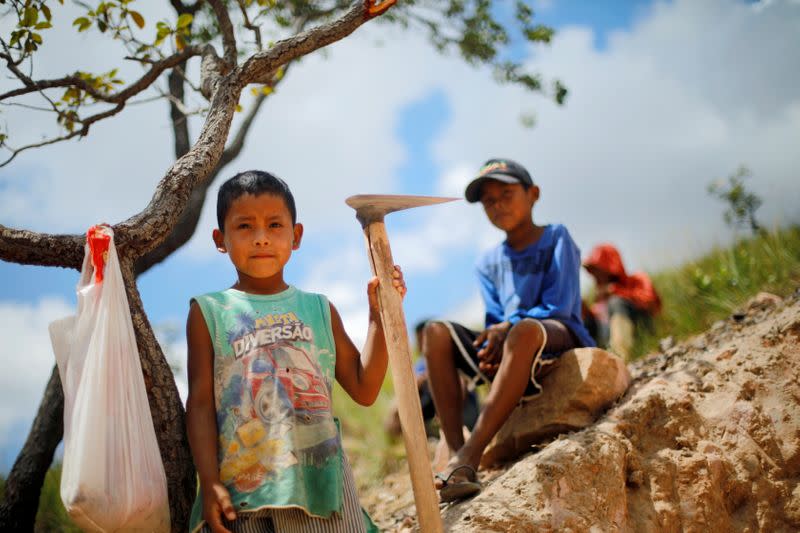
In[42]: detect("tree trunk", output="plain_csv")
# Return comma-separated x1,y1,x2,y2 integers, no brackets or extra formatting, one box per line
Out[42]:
120,258,195,532
0,368,64,532
0,3,386,529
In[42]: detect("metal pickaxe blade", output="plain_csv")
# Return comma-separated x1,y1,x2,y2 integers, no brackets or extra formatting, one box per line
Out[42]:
346,194,459,227
346,194,457,532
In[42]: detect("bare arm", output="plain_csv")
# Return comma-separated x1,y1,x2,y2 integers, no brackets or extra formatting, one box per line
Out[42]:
334,266,405,406
185,302,236,532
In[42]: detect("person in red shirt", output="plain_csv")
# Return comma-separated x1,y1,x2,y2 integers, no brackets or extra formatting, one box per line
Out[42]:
583,244,661,361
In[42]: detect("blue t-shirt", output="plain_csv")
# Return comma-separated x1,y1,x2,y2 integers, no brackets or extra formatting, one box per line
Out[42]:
476,224,595,348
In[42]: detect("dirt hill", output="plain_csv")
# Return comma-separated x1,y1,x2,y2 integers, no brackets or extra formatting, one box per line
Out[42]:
363,290,800,532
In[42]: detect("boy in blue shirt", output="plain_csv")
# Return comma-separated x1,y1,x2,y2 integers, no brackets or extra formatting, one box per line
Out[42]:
423,158,595,502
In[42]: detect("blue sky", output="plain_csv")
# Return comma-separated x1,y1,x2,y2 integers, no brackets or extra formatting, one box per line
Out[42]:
0,1,661,328
1,0,799,472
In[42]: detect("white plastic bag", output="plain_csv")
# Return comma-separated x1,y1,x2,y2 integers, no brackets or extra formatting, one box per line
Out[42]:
49,226,170,532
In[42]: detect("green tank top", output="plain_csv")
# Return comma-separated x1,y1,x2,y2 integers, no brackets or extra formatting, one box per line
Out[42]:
189,286,344,530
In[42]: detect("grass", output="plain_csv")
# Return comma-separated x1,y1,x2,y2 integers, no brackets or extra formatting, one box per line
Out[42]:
333,376,410,491
631,225,800,358
0,463,82,532
34,464,82,532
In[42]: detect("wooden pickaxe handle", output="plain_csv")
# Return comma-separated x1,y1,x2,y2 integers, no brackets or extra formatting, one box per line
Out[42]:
362,220,443,533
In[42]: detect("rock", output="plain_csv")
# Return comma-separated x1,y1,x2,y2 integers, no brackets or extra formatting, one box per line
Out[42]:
364,298,800,531
733,292,783,322
747,291,783,309
481,348,631,467
431,298,800,533
659,335,676,352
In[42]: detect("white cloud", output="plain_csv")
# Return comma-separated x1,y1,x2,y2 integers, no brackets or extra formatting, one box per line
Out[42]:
0,299,190,458
0,298,72,447
6,1,797,269
429,0,800,272
444,292,485,329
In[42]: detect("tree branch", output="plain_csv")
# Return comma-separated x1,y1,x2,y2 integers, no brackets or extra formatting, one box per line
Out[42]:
134,19,306,276
236,0,263,51
133,88,268,275
0,47,203,104
168,63,191,158
120,1,394,259
169,0,202,15
200,44,227,100
207,0,238,68
0,225,84,269
238,1,392,86
0,368,65,531
0,102,126,168
113,77,239,256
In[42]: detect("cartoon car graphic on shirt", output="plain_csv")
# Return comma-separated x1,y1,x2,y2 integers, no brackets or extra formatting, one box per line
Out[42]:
245,343,331,425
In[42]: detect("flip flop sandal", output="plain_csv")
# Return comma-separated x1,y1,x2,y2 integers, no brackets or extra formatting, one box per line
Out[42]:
435,464,482,503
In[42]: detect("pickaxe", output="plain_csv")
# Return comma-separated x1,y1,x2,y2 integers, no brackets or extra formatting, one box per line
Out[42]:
346,194,457,533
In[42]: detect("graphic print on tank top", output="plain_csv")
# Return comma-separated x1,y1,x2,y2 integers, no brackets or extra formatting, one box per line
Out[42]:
216,309,338,495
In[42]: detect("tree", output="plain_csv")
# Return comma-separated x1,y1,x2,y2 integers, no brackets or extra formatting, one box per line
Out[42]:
0,1,563,530
707,165,764,235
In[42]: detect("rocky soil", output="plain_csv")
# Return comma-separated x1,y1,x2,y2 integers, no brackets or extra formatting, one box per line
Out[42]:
362,290,800,532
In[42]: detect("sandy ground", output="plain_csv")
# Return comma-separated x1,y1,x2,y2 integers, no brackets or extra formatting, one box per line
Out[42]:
361,289,800,532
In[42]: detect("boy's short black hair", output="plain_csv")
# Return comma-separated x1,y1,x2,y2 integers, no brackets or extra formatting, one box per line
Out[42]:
216,170,297,229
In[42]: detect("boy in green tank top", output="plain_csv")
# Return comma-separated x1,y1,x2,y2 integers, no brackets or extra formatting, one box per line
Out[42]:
186,170,405,533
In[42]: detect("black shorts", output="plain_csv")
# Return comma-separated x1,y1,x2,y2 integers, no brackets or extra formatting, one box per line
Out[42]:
433,319,580,396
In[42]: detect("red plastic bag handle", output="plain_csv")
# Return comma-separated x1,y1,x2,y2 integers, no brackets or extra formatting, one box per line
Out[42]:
87,225,111,283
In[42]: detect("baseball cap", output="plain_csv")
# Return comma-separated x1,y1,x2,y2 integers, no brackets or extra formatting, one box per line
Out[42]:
464,158,534,203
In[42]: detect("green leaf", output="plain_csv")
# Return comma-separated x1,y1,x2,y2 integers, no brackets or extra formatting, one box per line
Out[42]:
21,6,39,27
175,33,186,50
41,4,52,22
176,13,193,29
519,111,536,129
35,21,52,30
9,30,23,48
73,17,91,32
129,10,145,29
30,32,43,44
515,1,533,25
524,25,554,44
554,80,568,105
